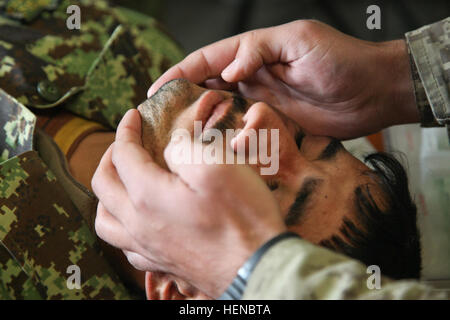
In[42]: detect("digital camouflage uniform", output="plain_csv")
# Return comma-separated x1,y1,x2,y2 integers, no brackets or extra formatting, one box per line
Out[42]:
1,1,448,301
243,17,450,300
406,17,450,139
0,0,183,299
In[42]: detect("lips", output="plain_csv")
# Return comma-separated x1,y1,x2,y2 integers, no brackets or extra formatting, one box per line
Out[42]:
203,98,233,130
195,90,233,131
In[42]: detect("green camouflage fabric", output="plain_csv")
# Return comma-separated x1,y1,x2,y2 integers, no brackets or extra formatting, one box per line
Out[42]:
0,0,184,129
0,151,132,299
0,91,35,162
0,89,133,299
405,17,450,141
244,238,449,299
0,0,184,299
1,0,59,22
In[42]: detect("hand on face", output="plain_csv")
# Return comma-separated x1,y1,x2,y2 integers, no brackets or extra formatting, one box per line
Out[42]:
92,108,287,298
148,20,419,140
93,79,386,299
137,81,385,299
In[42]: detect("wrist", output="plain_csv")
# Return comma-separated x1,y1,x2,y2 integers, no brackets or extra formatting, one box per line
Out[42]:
219,231,300,300
210,224,287,298
379,39,420,127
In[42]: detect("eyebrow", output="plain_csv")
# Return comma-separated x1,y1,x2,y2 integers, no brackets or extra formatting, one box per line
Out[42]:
316,138,344,161
284,178,322,226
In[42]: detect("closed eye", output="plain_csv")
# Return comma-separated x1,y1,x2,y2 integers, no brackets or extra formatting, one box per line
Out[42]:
316,138,343,161
285,178,322,226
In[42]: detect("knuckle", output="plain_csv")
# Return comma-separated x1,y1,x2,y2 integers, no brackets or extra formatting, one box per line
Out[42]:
130,191,149,212
241,29,262,51
110,142,121,165
245,30,264,50
297,19,321,34
130,185,158,215
245,30,259,42
134,231,152,250
125,252,149,271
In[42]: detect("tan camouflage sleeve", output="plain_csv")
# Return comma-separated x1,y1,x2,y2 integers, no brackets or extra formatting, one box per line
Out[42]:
243,238,449,299
405,17,450,135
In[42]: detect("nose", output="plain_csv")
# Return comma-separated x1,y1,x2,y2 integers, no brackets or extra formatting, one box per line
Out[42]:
231,102,288,151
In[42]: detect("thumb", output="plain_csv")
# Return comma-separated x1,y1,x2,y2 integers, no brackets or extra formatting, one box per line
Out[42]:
221,29,282,82
163,134,236,190
163,136,206,189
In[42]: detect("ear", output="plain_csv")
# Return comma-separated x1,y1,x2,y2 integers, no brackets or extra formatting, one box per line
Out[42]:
145,271,185,300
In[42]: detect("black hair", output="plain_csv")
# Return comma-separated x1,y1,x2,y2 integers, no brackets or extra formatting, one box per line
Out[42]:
319,152,421,280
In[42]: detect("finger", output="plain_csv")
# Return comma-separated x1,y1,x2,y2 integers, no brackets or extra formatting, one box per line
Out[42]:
95,201,136,252
115,109,143,146
112,109,172,203
220,30,283,83
148,26,284,97
163,137,235,191
239,79,341,136
148,36,240,97
204,78,238,91
91,143,135,223
236,66,301,110
267,62,298,86
123,250,158,272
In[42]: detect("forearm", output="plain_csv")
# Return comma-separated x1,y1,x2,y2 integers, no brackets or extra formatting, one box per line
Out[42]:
242,238,448,300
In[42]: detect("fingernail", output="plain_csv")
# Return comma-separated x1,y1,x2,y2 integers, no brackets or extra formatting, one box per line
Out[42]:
222,59,239,76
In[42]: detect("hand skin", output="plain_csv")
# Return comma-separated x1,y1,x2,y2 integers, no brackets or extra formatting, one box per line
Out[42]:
92,109,287,298
149,20,419,140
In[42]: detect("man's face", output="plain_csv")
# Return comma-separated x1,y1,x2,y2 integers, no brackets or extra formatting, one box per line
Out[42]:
139,79,383,300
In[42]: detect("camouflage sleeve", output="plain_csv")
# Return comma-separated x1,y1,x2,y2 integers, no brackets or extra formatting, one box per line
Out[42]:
0,89,136,299
243,238,449,300
405,17,450,135
0,0,184,130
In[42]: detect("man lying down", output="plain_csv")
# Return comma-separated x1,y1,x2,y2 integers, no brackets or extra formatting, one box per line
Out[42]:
73,78,420,299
